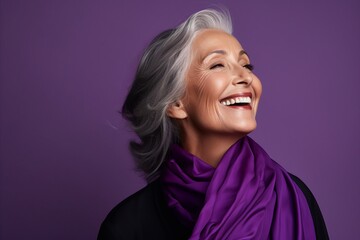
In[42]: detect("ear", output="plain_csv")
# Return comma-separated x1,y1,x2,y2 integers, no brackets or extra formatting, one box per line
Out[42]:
166,101,187,119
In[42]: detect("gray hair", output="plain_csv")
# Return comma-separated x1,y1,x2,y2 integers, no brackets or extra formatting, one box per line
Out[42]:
122,9,232,181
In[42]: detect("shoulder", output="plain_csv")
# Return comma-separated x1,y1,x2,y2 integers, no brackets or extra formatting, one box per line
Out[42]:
97,180,188,240
289,173,330,240
104,181,157,223
98,181,160,239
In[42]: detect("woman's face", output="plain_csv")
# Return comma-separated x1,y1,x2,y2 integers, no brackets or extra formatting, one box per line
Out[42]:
180,29,262,138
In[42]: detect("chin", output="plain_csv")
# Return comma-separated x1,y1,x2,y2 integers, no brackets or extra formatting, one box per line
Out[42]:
234,120,257,134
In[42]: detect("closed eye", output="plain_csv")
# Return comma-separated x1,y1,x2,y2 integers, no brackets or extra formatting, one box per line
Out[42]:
243,64,254,71
210,63,224,70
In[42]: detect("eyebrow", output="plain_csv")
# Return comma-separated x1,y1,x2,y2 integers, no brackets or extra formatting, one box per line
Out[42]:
202,49,248,62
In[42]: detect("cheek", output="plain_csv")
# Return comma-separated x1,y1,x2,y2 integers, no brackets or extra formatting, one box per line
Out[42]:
184,73,226,123
253,76,262,99
193,71,210,98
252,76,262,116
195,76,228,124
186,70,217,103
196,72,228,100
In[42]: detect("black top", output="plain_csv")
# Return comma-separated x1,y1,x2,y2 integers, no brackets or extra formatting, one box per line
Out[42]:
98,174,329,240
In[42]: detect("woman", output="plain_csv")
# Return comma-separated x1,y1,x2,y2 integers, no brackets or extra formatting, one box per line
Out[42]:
98,9,329,240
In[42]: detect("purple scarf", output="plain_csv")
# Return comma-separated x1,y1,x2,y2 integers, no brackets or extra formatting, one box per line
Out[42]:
160,136,316,239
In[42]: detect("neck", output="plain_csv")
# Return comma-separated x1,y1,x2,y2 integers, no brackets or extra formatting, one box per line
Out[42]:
180,131,245,167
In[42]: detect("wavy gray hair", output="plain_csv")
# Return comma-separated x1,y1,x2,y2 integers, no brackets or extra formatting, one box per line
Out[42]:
122,9,232,181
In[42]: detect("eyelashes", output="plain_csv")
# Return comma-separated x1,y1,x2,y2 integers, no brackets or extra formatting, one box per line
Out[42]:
209,63,224,70
209,63,254,71
243,64,254,71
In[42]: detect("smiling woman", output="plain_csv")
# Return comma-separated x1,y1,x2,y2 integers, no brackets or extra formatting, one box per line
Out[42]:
98,9,329,240
169,29,263,167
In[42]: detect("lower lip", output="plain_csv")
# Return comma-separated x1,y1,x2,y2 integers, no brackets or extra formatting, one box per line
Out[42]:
227,104,252,110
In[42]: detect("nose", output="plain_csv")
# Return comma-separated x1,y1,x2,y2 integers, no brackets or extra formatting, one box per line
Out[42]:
232,65,253,86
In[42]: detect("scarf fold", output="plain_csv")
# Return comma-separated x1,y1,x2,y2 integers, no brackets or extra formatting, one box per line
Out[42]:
160,136,316,240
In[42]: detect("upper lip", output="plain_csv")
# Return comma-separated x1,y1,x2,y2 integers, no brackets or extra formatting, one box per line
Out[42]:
219,92,252,102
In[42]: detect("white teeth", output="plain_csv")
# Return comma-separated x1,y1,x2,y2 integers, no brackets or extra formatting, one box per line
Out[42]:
221,96,251,106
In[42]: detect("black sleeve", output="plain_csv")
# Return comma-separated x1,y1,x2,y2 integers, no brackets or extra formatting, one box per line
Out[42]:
97,194,138,240
98,218,124,240
97,180,190,240
290,174,330,240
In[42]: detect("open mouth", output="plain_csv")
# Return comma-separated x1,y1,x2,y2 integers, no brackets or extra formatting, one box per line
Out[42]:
220,93,252,109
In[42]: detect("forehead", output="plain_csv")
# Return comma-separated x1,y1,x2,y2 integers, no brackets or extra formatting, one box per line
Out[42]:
191,29,243,58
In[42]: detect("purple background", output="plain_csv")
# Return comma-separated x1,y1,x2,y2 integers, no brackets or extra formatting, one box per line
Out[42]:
1,0,359,239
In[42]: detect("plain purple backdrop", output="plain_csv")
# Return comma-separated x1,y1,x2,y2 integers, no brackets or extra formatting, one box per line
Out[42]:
1,0,359,239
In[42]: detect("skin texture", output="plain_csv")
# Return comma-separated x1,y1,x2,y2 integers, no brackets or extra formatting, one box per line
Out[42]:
167,29,262,167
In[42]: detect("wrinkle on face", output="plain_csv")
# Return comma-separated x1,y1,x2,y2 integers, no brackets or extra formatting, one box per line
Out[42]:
173,29,262,165
179,28,262,139
183,61,226,132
